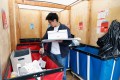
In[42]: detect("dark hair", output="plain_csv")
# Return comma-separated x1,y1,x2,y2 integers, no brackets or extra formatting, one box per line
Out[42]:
46,13,59,22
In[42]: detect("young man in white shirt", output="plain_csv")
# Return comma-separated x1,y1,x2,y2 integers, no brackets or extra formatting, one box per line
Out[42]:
40,13,71,80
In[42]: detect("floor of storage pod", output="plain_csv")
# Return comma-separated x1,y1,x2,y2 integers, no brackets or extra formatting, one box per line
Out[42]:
67,70,80,80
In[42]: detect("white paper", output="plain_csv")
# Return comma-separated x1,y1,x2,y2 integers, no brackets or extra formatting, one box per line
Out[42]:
105,9,109,16
98,11,105,19
97,9,109,34
98,9,109,19
19,60,43,76
39,58,46,68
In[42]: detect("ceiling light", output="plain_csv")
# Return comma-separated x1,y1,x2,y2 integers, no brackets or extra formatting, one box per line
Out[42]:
18,4,64,12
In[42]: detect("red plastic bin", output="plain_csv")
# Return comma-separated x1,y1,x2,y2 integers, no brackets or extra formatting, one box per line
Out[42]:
4,50,64,80
16,44,41,50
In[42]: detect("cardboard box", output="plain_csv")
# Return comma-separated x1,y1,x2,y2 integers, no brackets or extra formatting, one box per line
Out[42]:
47,29,68,39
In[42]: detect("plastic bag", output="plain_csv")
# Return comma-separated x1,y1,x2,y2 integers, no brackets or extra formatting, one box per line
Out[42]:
97,20,120,57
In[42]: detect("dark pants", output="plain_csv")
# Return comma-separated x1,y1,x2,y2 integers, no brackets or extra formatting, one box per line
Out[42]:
50,53,67,80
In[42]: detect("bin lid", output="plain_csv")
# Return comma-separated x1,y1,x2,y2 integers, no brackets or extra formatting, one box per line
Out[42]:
14,49,30,57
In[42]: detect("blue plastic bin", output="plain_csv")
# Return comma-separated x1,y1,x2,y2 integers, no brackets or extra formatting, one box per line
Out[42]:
79,49,87,79
70,44,120,80
66,53,70,69
70,49,78,74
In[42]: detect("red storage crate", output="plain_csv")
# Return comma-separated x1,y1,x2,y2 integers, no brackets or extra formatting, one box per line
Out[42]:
16,44,41,50
4,50,64,80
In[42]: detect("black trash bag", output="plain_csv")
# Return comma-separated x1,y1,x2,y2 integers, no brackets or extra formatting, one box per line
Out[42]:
97,20,120,57
99,43,113,56
97,33,109,48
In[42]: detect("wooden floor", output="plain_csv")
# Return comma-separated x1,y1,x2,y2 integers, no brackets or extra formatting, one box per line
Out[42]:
66,70,80,80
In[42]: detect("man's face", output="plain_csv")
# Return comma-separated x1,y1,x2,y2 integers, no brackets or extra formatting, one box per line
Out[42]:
48,19,57,27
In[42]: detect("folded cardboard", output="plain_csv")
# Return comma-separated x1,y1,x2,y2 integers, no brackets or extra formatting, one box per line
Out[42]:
42,38,81,43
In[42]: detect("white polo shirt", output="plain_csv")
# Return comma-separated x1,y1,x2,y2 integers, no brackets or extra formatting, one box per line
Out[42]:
51,26,61,55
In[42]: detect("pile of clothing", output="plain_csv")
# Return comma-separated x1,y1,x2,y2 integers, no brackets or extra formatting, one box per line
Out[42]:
97,20,120,57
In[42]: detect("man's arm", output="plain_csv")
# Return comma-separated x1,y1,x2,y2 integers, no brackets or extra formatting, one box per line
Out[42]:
41,28,49,48
42,28,49,40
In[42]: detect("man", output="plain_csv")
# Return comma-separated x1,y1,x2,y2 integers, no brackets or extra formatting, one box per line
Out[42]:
40,13,71,80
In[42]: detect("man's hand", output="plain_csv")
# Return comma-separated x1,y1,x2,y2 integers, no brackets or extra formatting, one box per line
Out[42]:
39,48,44,54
